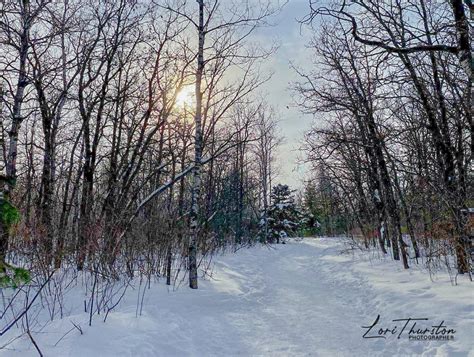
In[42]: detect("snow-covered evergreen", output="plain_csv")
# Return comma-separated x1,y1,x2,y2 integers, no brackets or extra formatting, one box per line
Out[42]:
259,184,304,243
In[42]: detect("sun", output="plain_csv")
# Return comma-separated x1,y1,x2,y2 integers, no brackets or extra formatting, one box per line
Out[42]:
175,85,195,108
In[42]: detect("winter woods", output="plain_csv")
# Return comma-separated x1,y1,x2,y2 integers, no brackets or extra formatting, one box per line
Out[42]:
0,0,469,295
0,0,285,289
296,0,473,274
0,0,472,355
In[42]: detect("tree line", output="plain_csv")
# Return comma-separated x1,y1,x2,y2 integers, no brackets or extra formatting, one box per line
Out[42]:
0,0,285,289
296,0,472,274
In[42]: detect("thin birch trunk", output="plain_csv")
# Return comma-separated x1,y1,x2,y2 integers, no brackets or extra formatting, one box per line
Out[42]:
188,0,205,289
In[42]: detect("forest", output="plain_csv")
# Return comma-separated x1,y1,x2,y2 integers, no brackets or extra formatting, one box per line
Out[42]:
297,0,472,274
0,0,472,355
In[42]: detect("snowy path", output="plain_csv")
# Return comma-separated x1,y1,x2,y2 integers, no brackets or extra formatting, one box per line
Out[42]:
205,240,372,356
2,238,473,356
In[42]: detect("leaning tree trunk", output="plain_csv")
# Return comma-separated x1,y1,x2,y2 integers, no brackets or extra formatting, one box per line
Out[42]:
188,0,205,289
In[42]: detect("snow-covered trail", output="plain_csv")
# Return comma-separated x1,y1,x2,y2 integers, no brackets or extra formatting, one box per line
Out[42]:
205,240,372,356
2,238,473,356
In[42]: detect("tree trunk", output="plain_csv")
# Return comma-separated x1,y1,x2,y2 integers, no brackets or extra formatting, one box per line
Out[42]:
188,0,205,289
1,0,30,261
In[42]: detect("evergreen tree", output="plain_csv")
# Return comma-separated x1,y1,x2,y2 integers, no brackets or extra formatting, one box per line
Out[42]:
302,172,347,236
260,184,303,243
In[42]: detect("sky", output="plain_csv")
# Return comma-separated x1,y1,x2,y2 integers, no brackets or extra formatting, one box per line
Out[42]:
254,0,315,189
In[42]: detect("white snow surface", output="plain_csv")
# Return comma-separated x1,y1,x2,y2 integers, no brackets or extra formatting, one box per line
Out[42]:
1,238,473,356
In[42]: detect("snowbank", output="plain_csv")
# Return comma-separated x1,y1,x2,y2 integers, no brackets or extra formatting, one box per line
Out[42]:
1,238,472,356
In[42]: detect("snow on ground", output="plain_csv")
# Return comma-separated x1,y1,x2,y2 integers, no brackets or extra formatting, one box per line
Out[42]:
1,238,473,356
